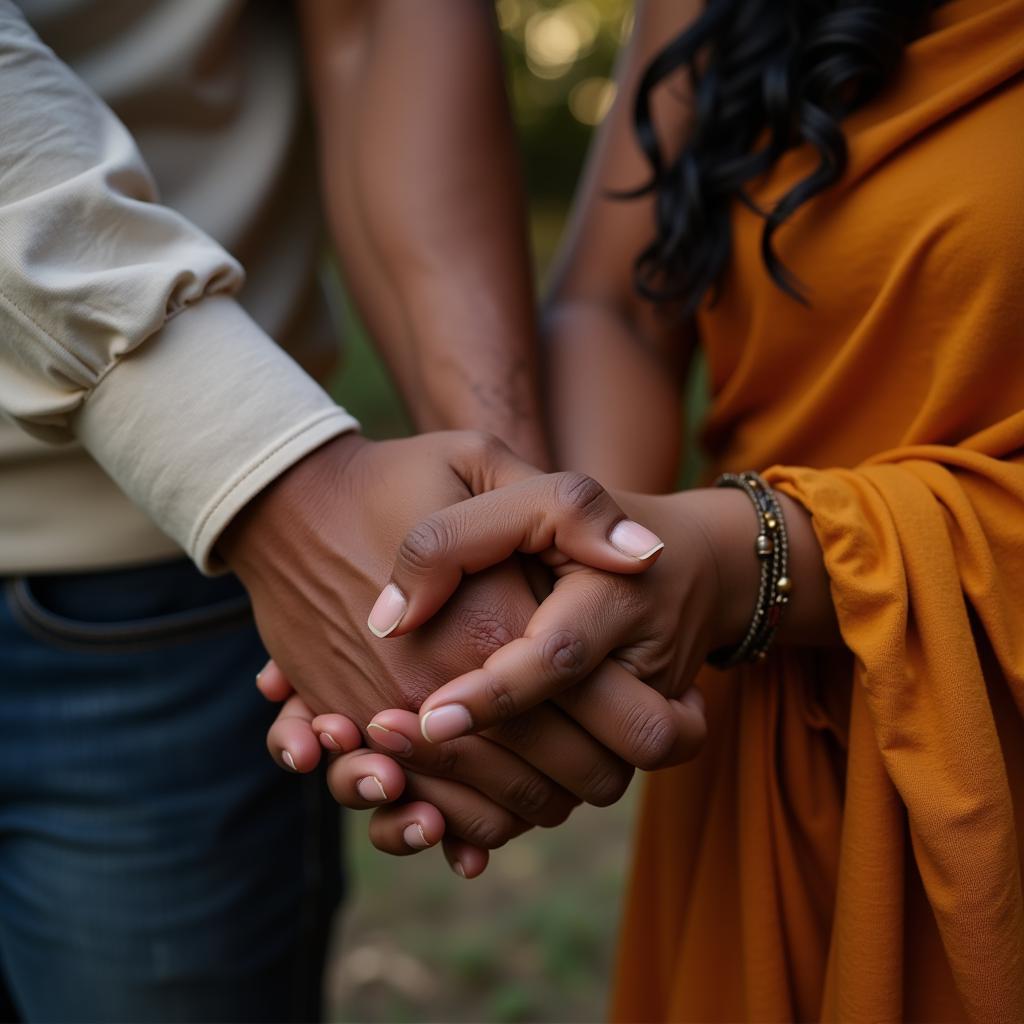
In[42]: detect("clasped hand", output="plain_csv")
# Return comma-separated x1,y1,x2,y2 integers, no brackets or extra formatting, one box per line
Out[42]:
221,430,727,876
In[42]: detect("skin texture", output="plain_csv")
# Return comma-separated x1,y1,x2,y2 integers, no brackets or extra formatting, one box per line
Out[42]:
297,0,549,467
247,0,615,861
260,0,840,873
543,0,707,492
220,431,709,859
262,476,836,870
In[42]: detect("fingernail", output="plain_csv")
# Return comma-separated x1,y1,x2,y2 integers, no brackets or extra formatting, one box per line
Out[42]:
282,750,296,772
319,732,341,752
403,823,431,850
357,776,389,802
452,861,467,878
366,722,413,756
609,520,665,560
367,583,407,638
420,705,473,744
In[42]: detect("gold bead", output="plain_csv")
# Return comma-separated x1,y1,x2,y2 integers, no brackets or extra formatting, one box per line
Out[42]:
755,534,775,557
764,515,778,530
777,576,792,594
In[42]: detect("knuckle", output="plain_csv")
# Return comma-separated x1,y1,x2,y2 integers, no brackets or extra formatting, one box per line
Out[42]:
622,705,679,771
613,578,650,624
457,812,514,850
581,759,634,808
398,517,449,574
432,740,462,777
488,713,534,751
553,471,607,520
462,429,506,463
484,675,518,720
500,772,555,820
541,629,586,681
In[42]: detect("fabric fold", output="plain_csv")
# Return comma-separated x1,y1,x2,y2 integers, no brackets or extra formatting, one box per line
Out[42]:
767,428,1024,1022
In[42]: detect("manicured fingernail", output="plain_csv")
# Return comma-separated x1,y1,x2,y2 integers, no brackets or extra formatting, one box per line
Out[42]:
452,861,467,878
319,732,341,752
609,520,665,560
357,776,389,803
367,583,407,638
403,823,431,850
421,705,473,744
366,722,413,756
282,750,296,772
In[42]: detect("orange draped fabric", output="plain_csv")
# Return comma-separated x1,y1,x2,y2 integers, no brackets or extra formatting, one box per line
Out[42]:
611,1,1024,1021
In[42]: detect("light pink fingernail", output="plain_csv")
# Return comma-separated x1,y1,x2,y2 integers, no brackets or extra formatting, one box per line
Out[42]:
366,722,413,756
357,776,389,803
609,520,665,560
319,732,341,752
403,823,431,849
367,583,407,638
452,861,467,878
282,750,296,772
420,705,473,744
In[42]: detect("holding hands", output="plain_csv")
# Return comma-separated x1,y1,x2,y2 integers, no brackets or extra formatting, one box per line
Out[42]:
243,430,778,875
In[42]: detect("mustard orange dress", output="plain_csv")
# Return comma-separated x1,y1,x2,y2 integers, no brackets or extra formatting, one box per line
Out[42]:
612,1,1024,1020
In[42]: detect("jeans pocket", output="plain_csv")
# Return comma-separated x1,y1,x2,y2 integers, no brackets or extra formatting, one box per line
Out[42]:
4,564,253,654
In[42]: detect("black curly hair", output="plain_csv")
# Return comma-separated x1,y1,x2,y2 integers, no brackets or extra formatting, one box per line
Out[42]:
630,0,945,312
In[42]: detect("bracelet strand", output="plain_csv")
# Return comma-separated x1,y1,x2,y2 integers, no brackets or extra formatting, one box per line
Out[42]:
707,471,792,668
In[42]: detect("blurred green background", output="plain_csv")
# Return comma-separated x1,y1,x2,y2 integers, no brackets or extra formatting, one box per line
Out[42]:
324,4,648,1023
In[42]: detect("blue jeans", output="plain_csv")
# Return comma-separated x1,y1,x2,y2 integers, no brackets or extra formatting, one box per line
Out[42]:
0,559,343,1023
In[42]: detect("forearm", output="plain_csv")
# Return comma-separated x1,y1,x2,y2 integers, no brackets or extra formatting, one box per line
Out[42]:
544,300,687,492
0,3,357,572
301,0,547,466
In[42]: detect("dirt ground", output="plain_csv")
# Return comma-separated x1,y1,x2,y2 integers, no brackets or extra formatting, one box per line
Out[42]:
326,787,639,1024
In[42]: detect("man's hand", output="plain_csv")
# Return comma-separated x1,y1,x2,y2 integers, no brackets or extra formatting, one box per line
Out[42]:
219,430,704,849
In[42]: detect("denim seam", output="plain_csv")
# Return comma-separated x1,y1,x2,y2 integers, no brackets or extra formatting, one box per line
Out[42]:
4,579,253,653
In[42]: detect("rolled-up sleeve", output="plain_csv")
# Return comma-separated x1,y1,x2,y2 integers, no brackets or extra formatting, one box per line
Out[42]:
0,1,358,571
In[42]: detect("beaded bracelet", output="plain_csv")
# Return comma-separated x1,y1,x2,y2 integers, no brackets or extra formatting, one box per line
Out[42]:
707,471,792,668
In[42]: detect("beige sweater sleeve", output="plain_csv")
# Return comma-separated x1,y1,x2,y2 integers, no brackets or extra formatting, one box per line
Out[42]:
0,1,358,571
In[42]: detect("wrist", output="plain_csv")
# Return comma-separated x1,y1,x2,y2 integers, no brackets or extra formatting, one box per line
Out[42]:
424,395,550,472
675,487,765,652
404,323,550,469
218,431,370,577
681,482,839,656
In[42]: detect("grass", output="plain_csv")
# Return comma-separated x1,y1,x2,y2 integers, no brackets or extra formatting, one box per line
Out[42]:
325,792,638,1023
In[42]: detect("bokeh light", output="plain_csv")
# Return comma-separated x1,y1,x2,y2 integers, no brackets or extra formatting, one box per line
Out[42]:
523,3,600,78
501,0,631,205
569,76,616,125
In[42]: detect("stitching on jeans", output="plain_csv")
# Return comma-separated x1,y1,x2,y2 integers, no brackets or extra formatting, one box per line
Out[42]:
4,578,252,654
190,411,354,556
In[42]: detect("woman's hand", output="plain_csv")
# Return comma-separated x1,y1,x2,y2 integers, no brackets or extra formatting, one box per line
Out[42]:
392,478,837,743
369,480,739,746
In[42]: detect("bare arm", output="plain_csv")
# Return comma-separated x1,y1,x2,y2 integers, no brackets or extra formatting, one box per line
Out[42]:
298,0,548,466
544,0,705,491
544,0,838,642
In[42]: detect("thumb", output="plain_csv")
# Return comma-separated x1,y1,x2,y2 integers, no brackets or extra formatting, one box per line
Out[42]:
366,472,664,639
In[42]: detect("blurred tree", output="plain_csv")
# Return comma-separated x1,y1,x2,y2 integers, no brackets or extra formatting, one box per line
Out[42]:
498,0,632,203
